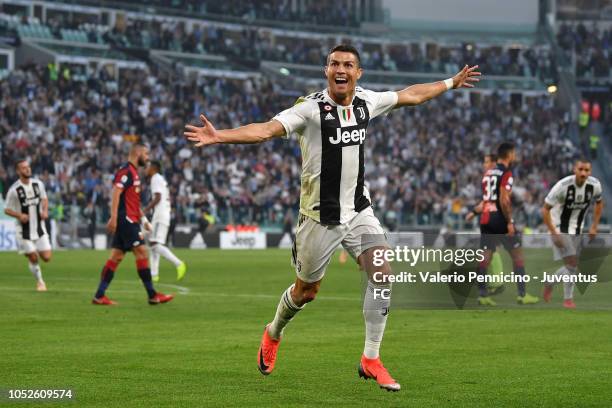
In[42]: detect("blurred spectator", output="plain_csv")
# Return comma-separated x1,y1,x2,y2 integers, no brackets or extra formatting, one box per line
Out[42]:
0,63,575,230
557,22,611,79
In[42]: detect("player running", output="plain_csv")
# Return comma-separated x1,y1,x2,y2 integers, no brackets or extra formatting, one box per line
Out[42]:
143,161,186,282
4,160,51,291
476,142,539,306
185,44,480,391
92,144,173,306
541,158,603,308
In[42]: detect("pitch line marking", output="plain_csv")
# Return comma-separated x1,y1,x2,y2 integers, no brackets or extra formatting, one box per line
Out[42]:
0,284,360,302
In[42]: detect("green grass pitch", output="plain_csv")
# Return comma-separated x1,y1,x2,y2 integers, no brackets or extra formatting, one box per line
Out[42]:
1,249,611,407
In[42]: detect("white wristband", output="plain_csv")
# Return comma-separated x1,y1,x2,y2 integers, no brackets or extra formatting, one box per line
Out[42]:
140,216,149,225
444,78,454,91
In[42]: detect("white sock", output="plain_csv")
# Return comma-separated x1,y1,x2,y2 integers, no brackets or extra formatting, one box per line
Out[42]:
268,284,303,339
563,265,577,300
363,281,391,359
153,244,182,267
549,265,569,288
28,262,42,282
150,250,160,277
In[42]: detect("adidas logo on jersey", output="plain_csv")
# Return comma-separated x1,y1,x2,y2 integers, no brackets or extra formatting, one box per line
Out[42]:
324,113,335,121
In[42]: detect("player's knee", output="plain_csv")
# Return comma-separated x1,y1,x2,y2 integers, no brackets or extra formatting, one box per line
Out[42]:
26,253,38,263
298,290,318,305
111,253,124,263
133,244,148,257
293,285,319,305
566,257,578,268
40,252,52,262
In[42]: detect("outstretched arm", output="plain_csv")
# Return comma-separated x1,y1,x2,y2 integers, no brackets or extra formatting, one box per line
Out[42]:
396,65,481,107
184,114,286,147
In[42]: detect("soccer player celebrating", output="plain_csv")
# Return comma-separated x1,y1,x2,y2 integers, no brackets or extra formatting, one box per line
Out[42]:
541,158,603,308
143,161,186,282
184,44,480,391
476,142,539,306
4,160,52,291
92,144,173,306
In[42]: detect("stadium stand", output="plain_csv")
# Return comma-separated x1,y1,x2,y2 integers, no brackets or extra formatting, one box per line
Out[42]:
0,63,575,230
0,0,609,244
556,22,611,80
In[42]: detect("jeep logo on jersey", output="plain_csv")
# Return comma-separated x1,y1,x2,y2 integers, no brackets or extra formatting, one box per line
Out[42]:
329,126,366,146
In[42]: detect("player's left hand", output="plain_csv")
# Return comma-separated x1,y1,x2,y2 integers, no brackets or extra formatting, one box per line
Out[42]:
506,222,515,236
144,221,153,232
588,225,598,242
40,210,48,220
453,65,481,89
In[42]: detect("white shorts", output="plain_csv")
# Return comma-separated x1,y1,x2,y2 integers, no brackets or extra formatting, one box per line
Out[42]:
150,222,169,244
292,207,388,283
552,234,583,261
18,234,51,254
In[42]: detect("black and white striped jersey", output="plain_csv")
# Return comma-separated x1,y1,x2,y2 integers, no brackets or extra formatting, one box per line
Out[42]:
5,178,48,240
274,87,398,225
544,175,602,235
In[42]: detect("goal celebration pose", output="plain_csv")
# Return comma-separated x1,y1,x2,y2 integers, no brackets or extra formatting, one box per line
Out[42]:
185,44,480,391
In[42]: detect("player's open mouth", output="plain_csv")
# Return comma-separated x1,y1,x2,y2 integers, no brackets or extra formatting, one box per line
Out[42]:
335,77,348,84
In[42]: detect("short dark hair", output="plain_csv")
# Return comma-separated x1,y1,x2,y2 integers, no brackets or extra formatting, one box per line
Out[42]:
575,157,592,166
150,160,162,172
485,153,497,162
326,44,361,66
15,159,27,169
497,142,515,159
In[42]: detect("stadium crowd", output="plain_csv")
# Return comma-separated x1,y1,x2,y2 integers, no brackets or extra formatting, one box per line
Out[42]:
0,63,575,230
556,22,611,79
109,0,363,27
110,18,555,79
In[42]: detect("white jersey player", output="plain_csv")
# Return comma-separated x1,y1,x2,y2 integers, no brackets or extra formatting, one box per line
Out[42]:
4,160,52,291
144,161,186,282
184,44,480,391
542,158,604,308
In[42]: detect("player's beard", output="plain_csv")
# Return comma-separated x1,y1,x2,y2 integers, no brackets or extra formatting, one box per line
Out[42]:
137,157,147,167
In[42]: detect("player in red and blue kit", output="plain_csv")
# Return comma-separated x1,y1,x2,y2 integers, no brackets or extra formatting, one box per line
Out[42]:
476,142,539,306
92,143,173,305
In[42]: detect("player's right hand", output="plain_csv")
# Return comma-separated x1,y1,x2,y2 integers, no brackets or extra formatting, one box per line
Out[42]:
551,233,565,249
184,114,219,147
107,218,117,234
506,222,515,236
465,212,475,222
18,213,29,223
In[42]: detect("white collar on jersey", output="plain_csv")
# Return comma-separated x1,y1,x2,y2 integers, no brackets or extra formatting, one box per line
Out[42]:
323,88,358,108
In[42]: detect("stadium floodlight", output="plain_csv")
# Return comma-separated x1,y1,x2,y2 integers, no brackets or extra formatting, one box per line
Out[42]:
279,67,290,76
547,85,558,94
